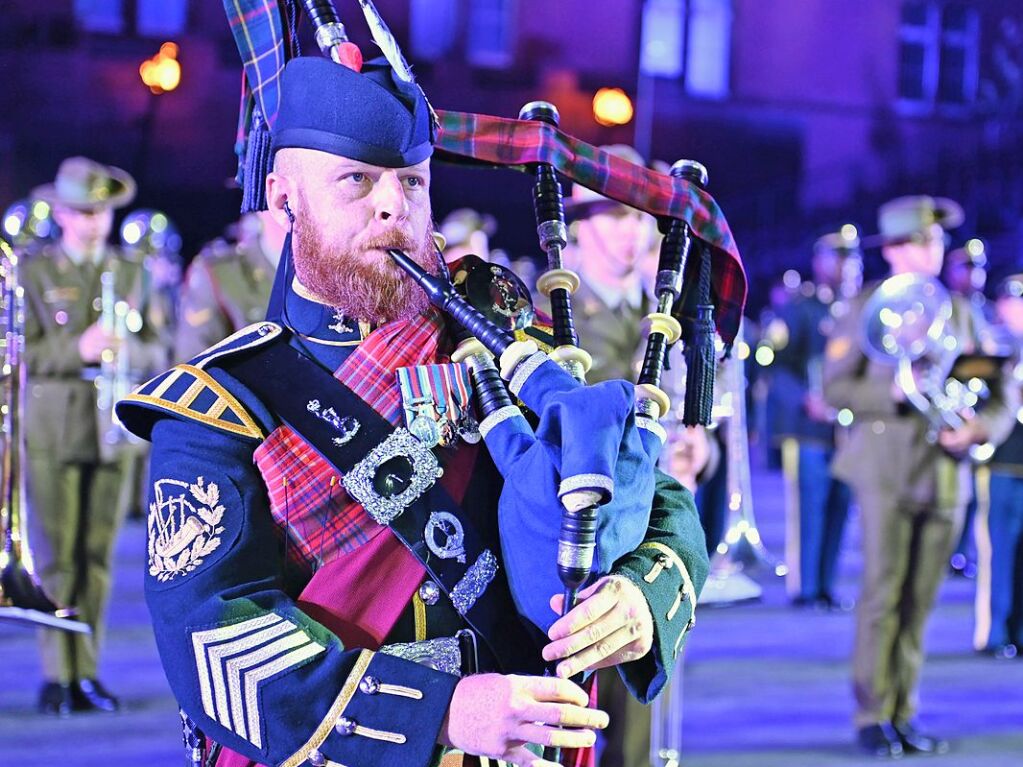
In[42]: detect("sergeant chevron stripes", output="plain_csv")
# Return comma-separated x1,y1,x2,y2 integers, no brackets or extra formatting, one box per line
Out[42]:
192,614,325,748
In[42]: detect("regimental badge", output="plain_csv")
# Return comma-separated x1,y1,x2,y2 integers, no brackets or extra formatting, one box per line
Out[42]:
148,477,226,582
328,309,354,335
397,363,478,447
424,511,467,563
307,399,360,446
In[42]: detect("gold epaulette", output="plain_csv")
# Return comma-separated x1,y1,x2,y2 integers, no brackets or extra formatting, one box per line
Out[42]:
117,322,281,440
124,363,265,440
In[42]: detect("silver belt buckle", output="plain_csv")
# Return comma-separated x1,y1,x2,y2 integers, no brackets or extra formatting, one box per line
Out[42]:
342,428,443,525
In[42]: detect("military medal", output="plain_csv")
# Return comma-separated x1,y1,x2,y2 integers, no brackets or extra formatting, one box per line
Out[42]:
446,364,481,444
398,363,478,448
409,400,441,448
398,367,442,448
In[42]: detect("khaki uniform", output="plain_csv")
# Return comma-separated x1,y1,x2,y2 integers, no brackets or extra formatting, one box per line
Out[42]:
173,239,275,362
23,242,168,683
823,286,1016,728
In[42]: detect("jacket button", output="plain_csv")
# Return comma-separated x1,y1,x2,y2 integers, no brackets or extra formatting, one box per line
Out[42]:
359,676,380,695
418,580,441,606
308,748,326,766
335,716,357,736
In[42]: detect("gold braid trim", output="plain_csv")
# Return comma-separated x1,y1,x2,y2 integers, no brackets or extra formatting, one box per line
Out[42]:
280,649,375,767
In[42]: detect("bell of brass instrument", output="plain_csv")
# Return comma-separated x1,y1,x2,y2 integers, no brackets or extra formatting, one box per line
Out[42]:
0,239,88,632
860,273,966,435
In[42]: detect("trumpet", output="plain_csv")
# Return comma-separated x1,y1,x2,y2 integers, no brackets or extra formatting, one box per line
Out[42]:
0,239,88,632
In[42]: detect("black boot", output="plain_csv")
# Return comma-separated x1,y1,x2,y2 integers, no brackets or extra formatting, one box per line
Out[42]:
892,721,950,754
856,723,904,758
72,678,120,712
38,682,74,717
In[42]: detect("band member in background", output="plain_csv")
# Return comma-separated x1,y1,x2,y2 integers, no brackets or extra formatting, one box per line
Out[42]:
116,52,708,767
973,272,1023,660
823,195,1016,758
771,231,859,610
941,240,994,578
24,156,168,715
174,210,286,361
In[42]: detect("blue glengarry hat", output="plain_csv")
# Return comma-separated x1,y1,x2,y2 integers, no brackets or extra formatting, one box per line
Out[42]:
273,56,434,168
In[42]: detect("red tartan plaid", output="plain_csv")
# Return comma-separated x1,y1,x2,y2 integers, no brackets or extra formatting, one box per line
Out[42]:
433,109,747,344
253,309,461,573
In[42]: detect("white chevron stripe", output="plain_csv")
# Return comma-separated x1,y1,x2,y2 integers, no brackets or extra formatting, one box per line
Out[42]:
244,642,325,748
207,621,295,729
227,631,318,741
192,614,325,747
193,614,284,728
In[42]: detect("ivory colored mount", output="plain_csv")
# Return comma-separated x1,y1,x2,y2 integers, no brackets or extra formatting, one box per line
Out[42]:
535,267,593,377
634,311,683,421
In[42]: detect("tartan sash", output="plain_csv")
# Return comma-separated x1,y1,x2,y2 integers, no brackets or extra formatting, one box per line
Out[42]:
230,314,545,674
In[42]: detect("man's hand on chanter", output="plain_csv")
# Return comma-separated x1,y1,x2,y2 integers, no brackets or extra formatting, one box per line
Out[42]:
438,674,608,766
542,575,654,678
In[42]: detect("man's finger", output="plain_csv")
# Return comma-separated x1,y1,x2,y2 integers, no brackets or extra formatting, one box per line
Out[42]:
556,624,636,678
521,702,609,730
548,581,620,640
516,723,597,750
542,607,623,662
526,675,590,707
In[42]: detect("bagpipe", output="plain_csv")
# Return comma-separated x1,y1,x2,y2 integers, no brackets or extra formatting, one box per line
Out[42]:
224,0,745,621
220,2,746,763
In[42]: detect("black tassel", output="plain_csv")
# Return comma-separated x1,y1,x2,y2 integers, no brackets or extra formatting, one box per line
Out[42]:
241,105,273,213
683,243,716,426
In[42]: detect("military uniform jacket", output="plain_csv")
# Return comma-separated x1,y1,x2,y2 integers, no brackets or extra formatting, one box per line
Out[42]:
23,242,168,464
116,284,709,767
990,343,1023,477
768,290,840,446
175,239,276,362
823,284,1017,511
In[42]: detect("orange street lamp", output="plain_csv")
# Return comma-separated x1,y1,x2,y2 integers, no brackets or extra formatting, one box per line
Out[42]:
592,87,634,127
140,42,181,95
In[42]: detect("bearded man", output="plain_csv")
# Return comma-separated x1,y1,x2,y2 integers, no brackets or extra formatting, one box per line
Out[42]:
117,54,707,767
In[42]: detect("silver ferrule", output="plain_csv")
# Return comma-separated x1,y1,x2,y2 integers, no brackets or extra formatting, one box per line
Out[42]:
557,541,595,570
655,269,683,303
315,22,350,60
635,397,660,420
537,220,568,255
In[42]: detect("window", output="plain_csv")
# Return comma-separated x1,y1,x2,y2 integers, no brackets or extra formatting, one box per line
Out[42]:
74,0,125,34
466,0,516,68
74,0,188,37
410,0,459,61
640,0,732,99
898,1,979,107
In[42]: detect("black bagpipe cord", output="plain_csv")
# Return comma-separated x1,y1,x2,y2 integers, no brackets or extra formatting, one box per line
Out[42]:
682,243,716,426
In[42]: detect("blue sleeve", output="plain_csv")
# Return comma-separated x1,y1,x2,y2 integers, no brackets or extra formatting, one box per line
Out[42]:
146,417,457,767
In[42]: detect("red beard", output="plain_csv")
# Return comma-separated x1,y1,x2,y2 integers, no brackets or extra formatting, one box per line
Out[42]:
291,214,439,324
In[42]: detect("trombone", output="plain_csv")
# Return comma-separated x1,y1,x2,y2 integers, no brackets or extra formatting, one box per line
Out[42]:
0,239,88,632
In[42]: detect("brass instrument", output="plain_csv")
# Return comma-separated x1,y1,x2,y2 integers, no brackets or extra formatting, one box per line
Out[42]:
861,273,966,436
699,325,785,606
96,268,138,461
0,239,88,632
